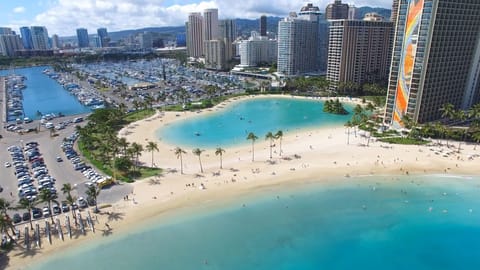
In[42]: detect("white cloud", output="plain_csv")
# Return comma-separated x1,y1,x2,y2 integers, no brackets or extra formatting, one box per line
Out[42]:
13,6,26,13
14,0,392,36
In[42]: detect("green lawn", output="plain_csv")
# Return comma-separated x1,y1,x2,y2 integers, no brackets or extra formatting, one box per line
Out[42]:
379,137,429,145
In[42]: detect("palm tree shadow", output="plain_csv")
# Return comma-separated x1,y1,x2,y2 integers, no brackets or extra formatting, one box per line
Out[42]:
148,179,161,185
102,212,125,222
100,228,113,237
12,247,42,259
166,168,178,174
0,253,9,269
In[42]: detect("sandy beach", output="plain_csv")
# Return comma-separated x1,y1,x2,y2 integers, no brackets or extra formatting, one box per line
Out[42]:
7,95,480,269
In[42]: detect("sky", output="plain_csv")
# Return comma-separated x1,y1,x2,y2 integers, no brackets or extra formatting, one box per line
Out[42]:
0,0,392,36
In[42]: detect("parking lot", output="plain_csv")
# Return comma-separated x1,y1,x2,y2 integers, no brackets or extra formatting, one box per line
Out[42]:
1,116,133,225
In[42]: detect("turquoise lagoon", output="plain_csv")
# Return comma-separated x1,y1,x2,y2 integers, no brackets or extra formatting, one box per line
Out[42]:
31,175,480,270
1,66,91,120
157,97,354,148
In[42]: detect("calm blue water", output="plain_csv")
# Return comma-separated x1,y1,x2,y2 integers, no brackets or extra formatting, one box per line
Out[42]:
31,175,480,270
158,97,354,148
0,66,91,120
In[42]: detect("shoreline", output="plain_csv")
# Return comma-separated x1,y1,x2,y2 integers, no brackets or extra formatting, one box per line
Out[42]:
6,94,480,269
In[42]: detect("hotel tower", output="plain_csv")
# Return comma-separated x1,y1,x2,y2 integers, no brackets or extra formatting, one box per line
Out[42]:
384,0,480,127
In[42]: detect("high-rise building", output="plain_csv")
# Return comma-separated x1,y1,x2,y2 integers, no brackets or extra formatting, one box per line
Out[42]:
260,15,267,36
76,28,90,48
325,0,349,20
326,17,394,92
51,34,61,49
348,5,357,19
203,8,219,41
97,28,109,47
364,12,385,21
391,0,399,23
384,0,480,127
277,11,319,77
205,40,226,70
176,33,187,47
239,32,277,67
0,27,12,35
139,32,153,49
0,34,23,57
186,12,204,58
30,26,50,50
20,27,33,50
219,19,237,62
299,3,329,74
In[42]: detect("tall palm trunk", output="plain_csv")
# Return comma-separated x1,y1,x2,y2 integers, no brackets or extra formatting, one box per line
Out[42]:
251,141,255,162
198,156,203,173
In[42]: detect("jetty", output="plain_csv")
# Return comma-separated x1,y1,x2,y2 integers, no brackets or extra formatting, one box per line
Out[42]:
1,76,6,124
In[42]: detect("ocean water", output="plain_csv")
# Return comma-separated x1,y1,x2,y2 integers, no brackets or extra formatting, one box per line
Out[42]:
157,97,354,148
1,66,91,120
30,175,480,270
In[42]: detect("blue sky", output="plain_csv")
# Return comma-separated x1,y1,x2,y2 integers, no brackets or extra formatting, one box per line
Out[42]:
0,0,392,36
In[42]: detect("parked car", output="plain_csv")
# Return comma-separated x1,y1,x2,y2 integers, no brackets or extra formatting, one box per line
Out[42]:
12,213,22,224
52,204,61,215
77,197,88,209
22,212,31,221
32,208,42,219
61,202,70,212
42,206,51,218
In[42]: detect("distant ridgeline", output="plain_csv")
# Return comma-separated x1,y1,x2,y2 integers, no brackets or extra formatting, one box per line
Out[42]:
57,7,391,42
323,99,349,115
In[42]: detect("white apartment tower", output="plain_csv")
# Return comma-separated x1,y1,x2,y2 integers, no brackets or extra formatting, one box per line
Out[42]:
277,12,319,77
30,26,50,50
203,9,219,41
186,12,204,58
239,32,277,67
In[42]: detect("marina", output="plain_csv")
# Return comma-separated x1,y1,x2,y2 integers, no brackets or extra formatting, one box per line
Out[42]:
0,66,99,124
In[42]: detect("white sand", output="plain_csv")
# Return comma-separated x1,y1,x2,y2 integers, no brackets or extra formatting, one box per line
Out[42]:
7,95,480,269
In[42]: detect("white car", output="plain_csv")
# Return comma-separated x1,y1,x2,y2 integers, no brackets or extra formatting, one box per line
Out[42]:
4,162,11,168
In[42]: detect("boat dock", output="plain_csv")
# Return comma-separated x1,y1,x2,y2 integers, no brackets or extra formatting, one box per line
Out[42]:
1,76,6,124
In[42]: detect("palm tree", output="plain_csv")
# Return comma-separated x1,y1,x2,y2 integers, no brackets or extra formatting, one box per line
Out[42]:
38,189,58,224
440,103,456,123
468,103,480,120
0,212,16,244
85,185,101,213
274,130,284,156
215,147,225,169
0,198,15,237
192,148,205,173
247,132,258,162
344,120,353,145
174,147,187,174
60,183,78,225
265,132,275,159
130,142,144,172
118,137,130,156
472,130,480,151
66,193,78,226
17,198,36,230
146,141,159,167
61,183,73,198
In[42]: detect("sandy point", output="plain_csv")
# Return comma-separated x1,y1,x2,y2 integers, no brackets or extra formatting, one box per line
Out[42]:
6,94,480,269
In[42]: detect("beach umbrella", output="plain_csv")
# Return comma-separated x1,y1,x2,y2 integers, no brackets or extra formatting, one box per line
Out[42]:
65,215,72,239
56,218,64,241
45,220,52,245
35,223,41,248
87,211,95,233
24,226,29,250
78,213,85,235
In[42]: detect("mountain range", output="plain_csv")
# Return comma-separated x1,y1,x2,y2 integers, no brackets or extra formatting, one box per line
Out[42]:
61,6,391,42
